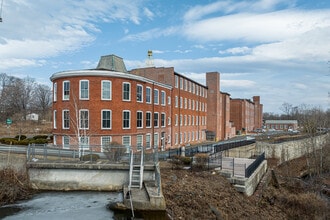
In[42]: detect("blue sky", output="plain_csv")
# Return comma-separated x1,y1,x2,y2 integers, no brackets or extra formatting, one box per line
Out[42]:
0,0,329,113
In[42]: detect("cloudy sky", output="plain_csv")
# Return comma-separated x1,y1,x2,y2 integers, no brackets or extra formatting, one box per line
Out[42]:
0,0,329,113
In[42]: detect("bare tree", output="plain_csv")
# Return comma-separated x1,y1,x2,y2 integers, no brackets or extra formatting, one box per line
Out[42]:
32,84,52,121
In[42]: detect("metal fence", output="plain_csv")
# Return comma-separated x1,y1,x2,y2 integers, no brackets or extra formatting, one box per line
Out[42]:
245,152,265,178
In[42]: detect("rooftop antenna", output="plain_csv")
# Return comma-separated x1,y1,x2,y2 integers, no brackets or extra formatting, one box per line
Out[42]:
146,50,154,67
0,0,3,22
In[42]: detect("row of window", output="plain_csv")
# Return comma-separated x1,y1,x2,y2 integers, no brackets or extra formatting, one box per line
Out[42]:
175,114,206,126
60,130,205,151
60,133,161,151
174,131,205,145
174,75,207,98
53,80,170,105
175,96,207,112
54,109,170,130
55,108,206,130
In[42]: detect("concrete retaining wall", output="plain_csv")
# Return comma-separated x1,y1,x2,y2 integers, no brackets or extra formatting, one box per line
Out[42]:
27,162,155,191
256,134,329,164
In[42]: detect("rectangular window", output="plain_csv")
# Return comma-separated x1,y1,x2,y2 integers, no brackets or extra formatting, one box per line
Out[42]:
102,110,111,129
123,110,130,129
63,81,70,100
175,114,178,126
101,136,112,152
137,84,143,102
146,134,151,149
146,87,151,103
154,89,159,104
168,96,171,105
154,133,159,148
63,136,70,149
175,133,178,145
180,78,183,89
80,136,89,150
101,80,112,100
63,110,70,129
53,110,57,129
122,136,131,153
154,112,159,127
123,82,131,101
175,75,178,88
80,80,89,99
161,91,166,105
53,83,57,102
79,110,89,129
180,114,182,126
137,111,143,128
146,111,151,128
137,135,143,151
184,98,187,109
161,113,165,127
175,96,178,108
180,97,183,108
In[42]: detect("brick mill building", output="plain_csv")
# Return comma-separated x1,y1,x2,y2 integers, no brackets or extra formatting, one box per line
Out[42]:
50,54,263,151
230,96,263,134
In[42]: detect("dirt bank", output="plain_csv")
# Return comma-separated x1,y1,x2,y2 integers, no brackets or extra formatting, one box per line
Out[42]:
0,153,34,206
160,156,330,219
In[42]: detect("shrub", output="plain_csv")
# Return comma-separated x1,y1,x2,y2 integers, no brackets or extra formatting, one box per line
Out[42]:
14,135,27,140
33,135,48,140
81,154,100,162
103,142,127,162
170,155,192,169
193,153,209,169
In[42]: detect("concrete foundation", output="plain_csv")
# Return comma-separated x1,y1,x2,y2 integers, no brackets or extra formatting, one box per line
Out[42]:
219,160,268,196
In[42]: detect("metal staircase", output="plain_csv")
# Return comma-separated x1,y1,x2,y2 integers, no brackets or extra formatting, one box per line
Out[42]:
128,149,144,189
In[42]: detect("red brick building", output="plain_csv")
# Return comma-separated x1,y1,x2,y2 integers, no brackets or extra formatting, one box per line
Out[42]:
230,96,263,133
50,54,262,151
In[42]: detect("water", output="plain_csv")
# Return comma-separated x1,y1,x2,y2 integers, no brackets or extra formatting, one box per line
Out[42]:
0,191,122,220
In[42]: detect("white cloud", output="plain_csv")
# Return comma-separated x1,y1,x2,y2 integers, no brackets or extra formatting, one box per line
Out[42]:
0,0,146,70
219,46,251,55
183,9,330,43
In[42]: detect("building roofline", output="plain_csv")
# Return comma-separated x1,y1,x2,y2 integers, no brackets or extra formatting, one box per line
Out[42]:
50,69,172,89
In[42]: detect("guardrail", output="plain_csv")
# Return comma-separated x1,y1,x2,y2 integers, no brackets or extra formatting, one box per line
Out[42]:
245,152,265,178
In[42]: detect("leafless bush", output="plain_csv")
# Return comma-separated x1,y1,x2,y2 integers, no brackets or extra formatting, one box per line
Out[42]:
103,142,127,162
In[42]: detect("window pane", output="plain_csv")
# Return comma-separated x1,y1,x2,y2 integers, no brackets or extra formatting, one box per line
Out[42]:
102,110,111,128
63,81,70,100
146,87,151,103
146,112,151,128
80,81,89,99
123,111,130,128
137,111,143,128
123,83,130,101
137,85,143,102
102,81,111,100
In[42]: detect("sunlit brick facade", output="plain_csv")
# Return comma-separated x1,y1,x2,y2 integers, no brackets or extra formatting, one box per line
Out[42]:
50,54,263,151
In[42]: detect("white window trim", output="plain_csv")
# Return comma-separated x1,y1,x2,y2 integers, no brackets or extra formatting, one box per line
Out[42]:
146,111,152,128
137,84,143,103
79,80,89,100
137,110,143,129
53,83,57,102
123,110,131,129
146,86,152,104
122,82,131,101
79,109,89,129
101,109,112,129
63,81,70,101
62,109,70,129
101,80,112,100
154,89,159,105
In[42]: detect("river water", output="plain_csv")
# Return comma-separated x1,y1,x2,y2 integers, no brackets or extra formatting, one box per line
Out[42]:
0,191,169,220
0,191,123,220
